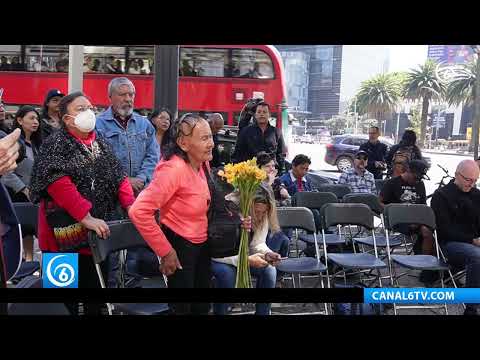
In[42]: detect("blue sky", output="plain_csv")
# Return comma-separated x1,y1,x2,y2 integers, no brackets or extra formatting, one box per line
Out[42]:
387,45,428,72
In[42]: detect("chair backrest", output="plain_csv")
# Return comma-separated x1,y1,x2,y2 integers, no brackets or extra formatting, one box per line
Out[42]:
88,219,150,264
13,202,39,230
343,193,383,215
316,184,351,200
383,204,436,230
375,179,386,194
321,203,374,230
276,207,316,233
292,191,338,209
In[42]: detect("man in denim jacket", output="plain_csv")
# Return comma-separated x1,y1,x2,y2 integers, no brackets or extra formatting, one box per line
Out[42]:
96,77,159,196
96,77,160,288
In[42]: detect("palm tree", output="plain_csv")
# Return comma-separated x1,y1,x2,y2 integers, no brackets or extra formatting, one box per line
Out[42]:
355,73,402,128
445,61,476,106
404,59,446,148
444,61,477,151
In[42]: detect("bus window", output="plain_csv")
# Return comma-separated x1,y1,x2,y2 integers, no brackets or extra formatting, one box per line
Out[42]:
127,46,153,75
180,48,228,77
231,49,274,79
0,45,22,71
84,46,126,74
25,45,68,72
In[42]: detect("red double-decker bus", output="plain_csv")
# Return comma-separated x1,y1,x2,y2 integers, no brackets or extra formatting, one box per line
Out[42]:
0,45,288,133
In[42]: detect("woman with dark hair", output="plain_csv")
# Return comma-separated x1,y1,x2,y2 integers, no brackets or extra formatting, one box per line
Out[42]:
1,105,42,262
386,129,423,177
29,91,135,315
148,108,172,154
40,89,65,140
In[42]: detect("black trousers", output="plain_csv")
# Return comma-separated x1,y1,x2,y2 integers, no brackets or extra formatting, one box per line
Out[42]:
65,253,108,316
162,225,211,315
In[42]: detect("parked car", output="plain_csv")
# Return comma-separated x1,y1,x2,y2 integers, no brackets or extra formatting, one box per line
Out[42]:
324,134,430,173
324,134,393,172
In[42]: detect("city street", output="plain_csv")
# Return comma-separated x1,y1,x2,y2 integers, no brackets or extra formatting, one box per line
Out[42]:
287,141,472,197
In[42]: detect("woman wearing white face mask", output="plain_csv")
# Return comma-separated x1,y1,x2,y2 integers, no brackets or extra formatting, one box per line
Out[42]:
29,91,135,315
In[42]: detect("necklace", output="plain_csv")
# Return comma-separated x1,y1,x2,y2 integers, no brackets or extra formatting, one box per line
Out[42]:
82,141,98,160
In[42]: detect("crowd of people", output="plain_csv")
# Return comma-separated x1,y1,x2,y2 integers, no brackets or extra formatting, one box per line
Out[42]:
0,78,479,316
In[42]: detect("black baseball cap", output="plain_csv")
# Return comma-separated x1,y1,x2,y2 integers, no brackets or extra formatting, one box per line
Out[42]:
44,89,65,104
355,150,368,159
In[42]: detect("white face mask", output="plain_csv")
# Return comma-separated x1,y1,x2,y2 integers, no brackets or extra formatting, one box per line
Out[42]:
70,109,96,132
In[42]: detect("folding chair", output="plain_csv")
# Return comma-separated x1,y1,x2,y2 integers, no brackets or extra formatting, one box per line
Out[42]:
321,203,387,289
88,219,169,315
343,193,403,253
292,192,344,255
383,204,452,315
316,184,351,201
10,203,40,283
275,207,329,314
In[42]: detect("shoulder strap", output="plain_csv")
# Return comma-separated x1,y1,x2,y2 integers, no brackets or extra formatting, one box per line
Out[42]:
202,162,215,221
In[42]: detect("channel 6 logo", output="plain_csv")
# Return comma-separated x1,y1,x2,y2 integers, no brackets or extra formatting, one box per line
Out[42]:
42,253,78,288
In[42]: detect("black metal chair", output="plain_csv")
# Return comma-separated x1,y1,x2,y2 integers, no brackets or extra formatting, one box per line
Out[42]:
321,203,387,289
383,204,452,315
275,207,329,314
292,192,344,255
10,203,40,283
342,193,403,251
88,219,169,315
316,184,351,201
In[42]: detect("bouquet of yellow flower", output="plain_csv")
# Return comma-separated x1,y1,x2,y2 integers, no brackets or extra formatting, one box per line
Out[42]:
222,158,266,288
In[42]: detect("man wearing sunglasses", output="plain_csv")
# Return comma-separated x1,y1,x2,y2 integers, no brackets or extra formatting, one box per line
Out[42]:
359,126,387,179
431,159,480,315
338,150,376,194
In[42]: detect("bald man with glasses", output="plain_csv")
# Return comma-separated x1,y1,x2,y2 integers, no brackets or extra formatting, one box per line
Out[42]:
431,160,480,315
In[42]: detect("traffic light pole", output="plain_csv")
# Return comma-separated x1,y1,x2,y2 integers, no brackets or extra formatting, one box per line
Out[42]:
153,45,179,118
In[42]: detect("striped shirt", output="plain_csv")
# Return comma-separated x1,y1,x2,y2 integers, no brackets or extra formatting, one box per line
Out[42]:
338,168,376,194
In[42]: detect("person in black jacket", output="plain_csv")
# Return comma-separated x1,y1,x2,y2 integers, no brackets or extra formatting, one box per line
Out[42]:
232,102,286,174
431,159,480,316
359,126,387,179
207,113,224,168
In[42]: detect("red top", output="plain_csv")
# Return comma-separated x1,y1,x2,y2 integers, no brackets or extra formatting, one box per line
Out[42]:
37,130,135,255
129,155,210,257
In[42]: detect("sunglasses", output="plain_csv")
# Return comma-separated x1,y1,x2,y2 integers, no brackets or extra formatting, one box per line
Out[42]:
356,156,368,161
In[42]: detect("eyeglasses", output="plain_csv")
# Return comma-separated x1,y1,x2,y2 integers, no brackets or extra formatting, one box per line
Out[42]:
457,172,477,184
356,156,368,161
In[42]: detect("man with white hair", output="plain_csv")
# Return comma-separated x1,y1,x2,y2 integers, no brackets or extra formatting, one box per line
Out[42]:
431,159,480,316
96,77,159,195
95,77,159,288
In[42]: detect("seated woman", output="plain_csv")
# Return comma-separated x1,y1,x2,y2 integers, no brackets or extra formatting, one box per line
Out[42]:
211,185,282,315
256,151,290,259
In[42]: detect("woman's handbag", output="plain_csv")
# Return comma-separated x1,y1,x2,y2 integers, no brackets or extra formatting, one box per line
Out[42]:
203,164,243,258
45,201,89,252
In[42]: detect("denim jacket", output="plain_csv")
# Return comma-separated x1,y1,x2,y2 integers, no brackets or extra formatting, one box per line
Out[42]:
95,107,160,184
